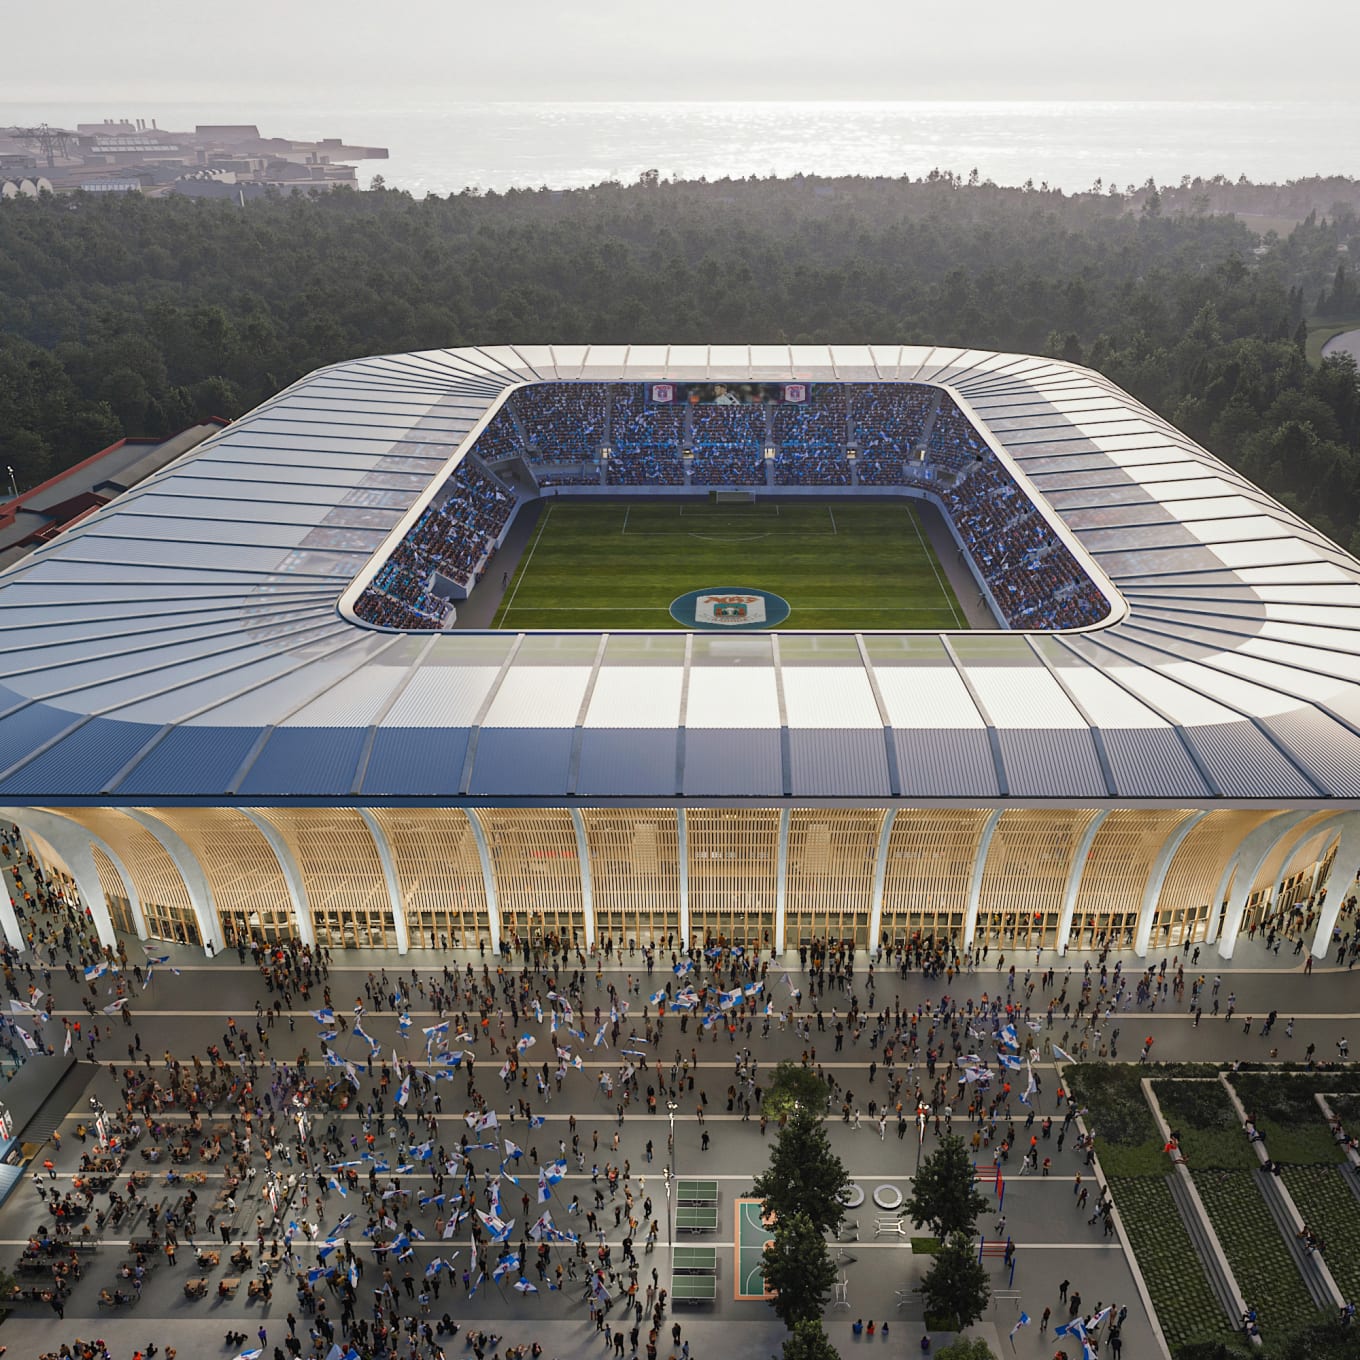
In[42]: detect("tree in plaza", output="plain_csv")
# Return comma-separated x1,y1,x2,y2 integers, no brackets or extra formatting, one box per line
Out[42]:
751,1104,849,1236
780,1319,842,1360
762,1211,838,1328
933,1339,999,1360
905,1133,989,1240
919,1231,990,1331
761,1060,831,1119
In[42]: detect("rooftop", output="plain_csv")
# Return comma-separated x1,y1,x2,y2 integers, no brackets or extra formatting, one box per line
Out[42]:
0,346,1357,804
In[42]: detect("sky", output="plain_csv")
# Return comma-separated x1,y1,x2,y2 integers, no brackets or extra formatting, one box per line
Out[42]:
4,0,1359,103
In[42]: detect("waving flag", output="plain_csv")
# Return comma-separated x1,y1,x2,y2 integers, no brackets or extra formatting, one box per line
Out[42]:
999,1024,1019,1049
1051,1042,1076,1064
999,1053,1022,1070
395,1074,411,1107
492,1254,519,1281
514,1278,538,1294
84,962,108,981
311,1008,335,1023
649,989,667,1005
537,1168,552,1203
1008,1311,1031,1347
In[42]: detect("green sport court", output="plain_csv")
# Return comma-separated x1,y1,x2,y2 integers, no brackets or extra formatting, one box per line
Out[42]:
491,499,967,631
734,1197,775,1301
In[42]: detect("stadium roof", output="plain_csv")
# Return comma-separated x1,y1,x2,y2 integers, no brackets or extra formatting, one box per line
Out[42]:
2,344,1360,806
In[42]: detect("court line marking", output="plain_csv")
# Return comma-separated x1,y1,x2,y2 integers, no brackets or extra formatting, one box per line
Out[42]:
496,502,554,626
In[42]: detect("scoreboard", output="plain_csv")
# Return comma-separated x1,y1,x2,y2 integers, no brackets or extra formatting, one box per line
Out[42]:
647,382,810,405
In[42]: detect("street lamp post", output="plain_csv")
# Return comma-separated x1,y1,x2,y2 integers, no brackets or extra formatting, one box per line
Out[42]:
5,467,16,501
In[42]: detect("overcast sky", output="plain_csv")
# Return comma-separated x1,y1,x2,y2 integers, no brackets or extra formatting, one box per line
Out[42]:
5,0,1359,103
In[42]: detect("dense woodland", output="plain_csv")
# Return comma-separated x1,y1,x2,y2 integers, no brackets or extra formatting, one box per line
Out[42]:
2,173,1360,547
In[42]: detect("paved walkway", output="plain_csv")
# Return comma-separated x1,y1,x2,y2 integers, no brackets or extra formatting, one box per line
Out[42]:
0,914,1355,1360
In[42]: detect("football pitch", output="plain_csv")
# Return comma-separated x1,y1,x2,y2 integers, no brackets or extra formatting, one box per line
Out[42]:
491,499,968,630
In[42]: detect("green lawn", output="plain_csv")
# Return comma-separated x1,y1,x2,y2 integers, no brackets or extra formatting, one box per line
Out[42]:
1192,1169,1320,1335
492,499,967,631
1280,1166,1360,1302
1107,1176,1234,1350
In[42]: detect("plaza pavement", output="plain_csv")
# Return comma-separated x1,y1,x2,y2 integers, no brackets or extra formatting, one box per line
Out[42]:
0,930,1355,1360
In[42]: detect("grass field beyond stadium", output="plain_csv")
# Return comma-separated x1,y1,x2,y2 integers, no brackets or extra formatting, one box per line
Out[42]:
491,499,968,631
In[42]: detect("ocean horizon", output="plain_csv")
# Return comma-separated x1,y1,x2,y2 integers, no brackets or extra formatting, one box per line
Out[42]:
3,98,1358,199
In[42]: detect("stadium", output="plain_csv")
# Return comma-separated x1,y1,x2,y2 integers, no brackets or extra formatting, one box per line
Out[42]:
1,343,1358,964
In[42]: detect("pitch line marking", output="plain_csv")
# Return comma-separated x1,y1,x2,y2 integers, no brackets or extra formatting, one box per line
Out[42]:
622,506,630,536
828,505,838,535
906,503,962,629
498,501,554,626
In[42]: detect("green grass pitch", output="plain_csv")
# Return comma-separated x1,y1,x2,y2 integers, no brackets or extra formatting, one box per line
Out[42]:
491,499,968,630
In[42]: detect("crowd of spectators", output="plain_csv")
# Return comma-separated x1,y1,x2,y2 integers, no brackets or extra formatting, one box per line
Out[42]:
929,398,990,469
850,382,935,454
775,450,850,485
607,452,685,486
690,452,767,485
610,386,683,458
353,461,515,629
771,388,847,452
516,382,609,461
940,460,1109,629
689,403,768,453
468,407,523,465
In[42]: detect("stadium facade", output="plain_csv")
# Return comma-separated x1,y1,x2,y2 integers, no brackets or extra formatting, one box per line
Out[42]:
1,345,1358,962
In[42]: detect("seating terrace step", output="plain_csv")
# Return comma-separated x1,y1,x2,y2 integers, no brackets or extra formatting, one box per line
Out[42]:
1252,1167,1332,1310
1165,1171,1238,1326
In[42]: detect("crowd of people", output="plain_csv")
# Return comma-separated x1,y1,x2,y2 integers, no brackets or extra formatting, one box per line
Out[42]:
939,461,1110,629
354,463,515,630
518,386,609,463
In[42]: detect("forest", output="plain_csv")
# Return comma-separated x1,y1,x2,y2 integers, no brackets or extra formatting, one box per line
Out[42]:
2,172,1360,548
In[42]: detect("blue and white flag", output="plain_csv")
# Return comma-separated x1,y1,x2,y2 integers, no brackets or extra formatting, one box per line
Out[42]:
84,962,108,981
1009,1311,1030,1339
492,1254,519,1281
310,1008,335,1023
514,1277,538,1293
999,1024,1019,1049
1051,1042,1076,1064
395,1074,411,1107
999,1053,1022,1071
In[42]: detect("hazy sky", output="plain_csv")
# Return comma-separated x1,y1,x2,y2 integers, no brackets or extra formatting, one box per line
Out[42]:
6,0,1359,103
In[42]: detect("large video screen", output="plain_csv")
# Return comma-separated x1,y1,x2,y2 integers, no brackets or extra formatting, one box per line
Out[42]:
645,382,811,405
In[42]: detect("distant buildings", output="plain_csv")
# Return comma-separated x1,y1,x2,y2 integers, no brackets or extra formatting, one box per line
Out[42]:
0,118,388,198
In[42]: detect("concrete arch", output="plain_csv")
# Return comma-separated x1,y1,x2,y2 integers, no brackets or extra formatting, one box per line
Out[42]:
241,809,317,949
569,809,596,951
123,809,224,955
1134,811,1211,956
1311,812,1360,958
88,840,146,941
1216,811,1340,960
354,810,409,955
463,810,502,955
677,809,690,948
774,808,791,952
867,808,898,950
1056,810,1110,956
0,807,117,949
962,808,1005,951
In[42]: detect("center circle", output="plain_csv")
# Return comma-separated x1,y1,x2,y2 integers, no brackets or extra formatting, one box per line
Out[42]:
669,587,791,630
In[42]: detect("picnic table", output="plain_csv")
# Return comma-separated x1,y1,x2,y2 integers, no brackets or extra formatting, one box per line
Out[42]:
675,1204,718,1234
184,1277,208,1299
675,1179,718,1206
672,1246,717,1275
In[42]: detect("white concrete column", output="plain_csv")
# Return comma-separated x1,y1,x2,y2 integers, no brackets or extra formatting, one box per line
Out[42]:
867,809,897,951
1216,811,1329,960
0,808,116,949
677,809,690,950
1056,810,1109,955
1134,811,1210,956
241,811,317,949
962,808,1004,951
123,809,225,956
1311,813,1360,959
774,808,790,953
570,809,596,951
352,811,407,954
466,812,503,955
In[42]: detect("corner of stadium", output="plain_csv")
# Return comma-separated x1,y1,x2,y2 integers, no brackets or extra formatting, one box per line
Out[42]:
1,343,1358,967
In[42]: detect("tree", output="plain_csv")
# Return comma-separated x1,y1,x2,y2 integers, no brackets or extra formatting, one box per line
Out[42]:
780,1319,840,1360
905,1135,989,1240
751,1105,849,1236
920,1232,990,1331
762,1061,831,1119
934,1340,999,1360
762,1211,837,1328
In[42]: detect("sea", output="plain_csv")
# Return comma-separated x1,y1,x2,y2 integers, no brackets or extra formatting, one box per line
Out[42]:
2,99,1358,198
